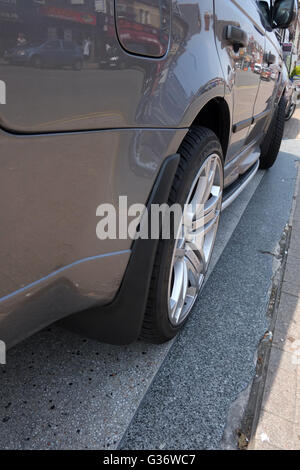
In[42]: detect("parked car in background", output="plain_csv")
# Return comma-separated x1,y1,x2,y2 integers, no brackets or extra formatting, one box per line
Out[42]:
4,40,83,70
0,0,297,348
261,66,272,80
254,63,262,74
294,75,300,100
285,78,297,120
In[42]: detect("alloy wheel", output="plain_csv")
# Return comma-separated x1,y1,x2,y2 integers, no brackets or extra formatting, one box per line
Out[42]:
168,153,223,326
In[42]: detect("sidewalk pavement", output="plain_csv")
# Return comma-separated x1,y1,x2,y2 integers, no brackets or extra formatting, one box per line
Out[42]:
283,106,300,140
250,143,300,450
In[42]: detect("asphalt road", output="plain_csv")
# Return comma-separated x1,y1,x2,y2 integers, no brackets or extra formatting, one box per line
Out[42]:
0,141,299,449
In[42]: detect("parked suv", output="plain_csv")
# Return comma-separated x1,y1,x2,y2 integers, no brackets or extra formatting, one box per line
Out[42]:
0,0,297,347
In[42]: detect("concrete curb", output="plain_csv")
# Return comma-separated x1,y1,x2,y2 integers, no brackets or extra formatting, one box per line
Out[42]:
244,157,300,450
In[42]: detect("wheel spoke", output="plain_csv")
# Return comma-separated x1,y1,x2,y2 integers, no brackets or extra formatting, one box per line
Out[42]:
191,176,207,209
169,258,184,318
175,259,188,323
170,257,188,324
185,249,203,287
204,191,222,216
174,246,185,261
202,157,218,203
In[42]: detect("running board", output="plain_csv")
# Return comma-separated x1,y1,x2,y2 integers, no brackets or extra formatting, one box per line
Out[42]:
221,160,260,211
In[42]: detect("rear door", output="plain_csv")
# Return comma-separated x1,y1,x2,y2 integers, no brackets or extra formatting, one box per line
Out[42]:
42,40,63,67
214,0,266,161
249,1,283,141
62,41,78,66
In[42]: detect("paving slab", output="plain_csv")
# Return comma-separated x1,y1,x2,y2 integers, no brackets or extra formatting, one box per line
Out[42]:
262,365,297,421
254,410,294,450
274,292,300,339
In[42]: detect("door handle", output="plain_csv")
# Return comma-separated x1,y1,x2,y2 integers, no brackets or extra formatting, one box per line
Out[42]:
226,25,248,51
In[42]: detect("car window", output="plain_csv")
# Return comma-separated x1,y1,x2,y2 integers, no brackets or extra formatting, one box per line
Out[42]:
26,41,44,48
63,41,76,51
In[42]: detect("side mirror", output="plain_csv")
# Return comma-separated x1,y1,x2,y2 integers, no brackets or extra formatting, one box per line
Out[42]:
273,0,298,29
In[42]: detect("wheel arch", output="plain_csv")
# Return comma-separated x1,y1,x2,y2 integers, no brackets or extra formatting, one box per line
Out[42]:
189,97,231,160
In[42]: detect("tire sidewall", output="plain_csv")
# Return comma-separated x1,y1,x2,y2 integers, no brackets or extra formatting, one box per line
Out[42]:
260,95,286,169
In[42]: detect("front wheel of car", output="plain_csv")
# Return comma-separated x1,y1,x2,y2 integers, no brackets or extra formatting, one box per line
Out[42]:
31,55,43,69
140,126,224,343
259,95,286,169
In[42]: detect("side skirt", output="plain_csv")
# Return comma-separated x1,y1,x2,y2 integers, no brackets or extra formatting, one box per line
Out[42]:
222,160,260,211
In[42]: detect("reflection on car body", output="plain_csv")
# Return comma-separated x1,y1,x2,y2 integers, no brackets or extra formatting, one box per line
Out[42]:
261,66,271,80
254,62,262,74
4,39,83,70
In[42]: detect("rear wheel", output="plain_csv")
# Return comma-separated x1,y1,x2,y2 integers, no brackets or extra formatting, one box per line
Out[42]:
260,96,286,169
31,55,43,69
140,127,224,343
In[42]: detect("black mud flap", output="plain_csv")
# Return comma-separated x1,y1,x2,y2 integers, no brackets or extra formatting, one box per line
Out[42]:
61,153,180,344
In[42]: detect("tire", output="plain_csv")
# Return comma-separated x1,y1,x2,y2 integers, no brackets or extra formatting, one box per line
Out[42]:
140,126,224,343
259,95,286,169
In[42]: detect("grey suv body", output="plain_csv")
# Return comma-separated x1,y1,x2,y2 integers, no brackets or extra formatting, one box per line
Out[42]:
0,0,297,347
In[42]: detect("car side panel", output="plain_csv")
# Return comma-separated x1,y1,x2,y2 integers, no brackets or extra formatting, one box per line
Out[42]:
0,0,225,132
248,26,284,142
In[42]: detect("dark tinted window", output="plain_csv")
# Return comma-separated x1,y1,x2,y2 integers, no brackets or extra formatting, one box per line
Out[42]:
63,41,76,51
44,40,61,49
